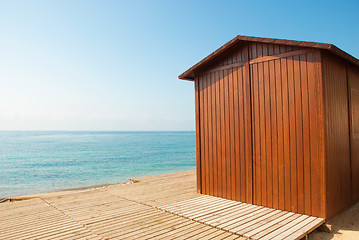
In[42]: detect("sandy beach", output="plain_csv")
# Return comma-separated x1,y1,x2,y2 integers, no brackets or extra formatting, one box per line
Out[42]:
1,170,358,239
309,201,359,240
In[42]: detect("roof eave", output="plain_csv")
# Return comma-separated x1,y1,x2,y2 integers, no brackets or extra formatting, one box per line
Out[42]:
178,35,359,81
179,76,194,81
178,36,241,80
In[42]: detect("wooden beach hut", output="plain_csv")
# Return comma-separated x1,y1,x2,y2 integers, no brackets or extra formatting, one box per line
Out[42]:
179,35,359,219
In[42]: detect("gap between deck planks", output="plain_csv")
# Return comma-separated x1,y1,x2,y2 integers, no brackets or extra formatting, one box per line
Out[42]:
158,195,325,240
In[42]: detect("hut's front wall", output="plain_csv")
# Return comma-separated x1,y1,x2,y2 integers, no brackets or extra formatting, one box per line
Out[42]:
195,42,326,218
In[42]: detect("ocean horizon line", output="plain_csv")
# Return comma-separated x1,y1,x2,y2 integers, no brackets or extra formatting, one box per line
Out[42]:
0,130,195,132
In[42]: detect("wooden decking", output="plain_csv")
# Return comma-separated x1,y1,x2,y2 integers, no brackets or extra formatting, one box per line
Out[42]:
158,195,325,240
0,170,324,239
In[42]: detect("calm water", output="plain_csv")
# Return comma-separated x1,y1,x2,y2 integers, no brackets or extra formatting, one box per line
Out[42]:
0,131,196,199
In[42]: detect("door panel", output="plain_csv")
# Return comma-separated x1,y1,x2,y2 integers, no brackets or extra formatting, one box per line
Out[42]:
249,43,323,217
196,44,252,203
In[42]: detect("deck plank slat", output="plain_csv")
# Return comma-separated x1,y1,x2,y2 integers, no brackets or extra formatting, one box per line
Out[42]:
158,195,324,240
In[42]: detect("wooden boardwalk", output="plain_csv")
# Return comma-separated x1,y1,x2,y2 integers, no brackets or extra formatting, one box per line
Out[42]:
159,195,325,240
0,171,324,239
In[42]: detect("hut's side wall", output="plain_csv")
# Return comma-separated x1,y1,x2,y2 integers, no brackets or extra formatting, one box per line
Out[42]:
348,64,359,202
322,51,352,219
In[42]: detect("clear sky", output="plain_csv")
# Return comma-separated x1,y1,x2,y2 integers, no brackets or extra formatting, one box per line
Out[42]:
1,0,358,131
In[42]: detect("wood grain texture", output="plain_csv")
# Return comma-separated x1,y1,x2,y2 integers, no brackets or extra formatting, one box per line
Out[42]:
348,65,359,202
196,45,252,203
194,79,201,193
322,52,352,219
2,171,240,240
248,43,325,217
195,43,326,218
191,39,359,221
159,195,325,240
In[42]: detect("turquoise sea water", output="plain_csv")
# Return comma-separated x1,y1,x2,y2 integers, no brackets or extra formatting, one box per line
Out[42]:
0,131,196,199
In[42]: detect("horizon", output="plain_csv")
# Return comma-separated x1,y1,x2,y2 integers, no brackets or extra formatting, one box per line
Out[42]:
1,0,358,131
0,130,195,132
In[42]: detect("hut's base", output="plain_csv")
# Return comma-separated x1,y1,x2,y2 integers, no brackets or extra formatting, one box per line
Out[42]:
159,195,325,240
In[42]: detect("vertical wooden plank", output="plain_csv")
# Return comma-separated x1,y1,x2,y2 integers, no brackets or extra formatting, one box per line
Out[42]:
236,45,242,64
228,68,236,200
207,72,214,196
279,46,287,217
233,66,241,201
315,50,326,219
275,48,284,210
211,72,218,197
220,69,227,199
232,46,237,64
224,68,232,199
287,55,298,213
215,70,223,198
239,65,246,201
272,45,280,210
203,73,209,195
309,51,322,217
227,50,233,65
251,43,261,206
281,56,291,212
264,44,278,210
238,49,245,202
243,44,253,204
348,67,359,202
249,44,255,204
271,46,278,209
199,75,206,193
258,46,267,207
300,53,312,216
194,78,202,193
250,42,257,61
294,54,305,214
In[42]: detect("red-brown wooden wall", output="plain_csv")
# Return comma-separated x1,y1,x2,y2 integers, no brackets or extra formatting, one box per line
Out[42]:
322,52,359,218
322,53,352,218
249,43,325,218
195,44,252,203
349,66,359,202
194,43,326,218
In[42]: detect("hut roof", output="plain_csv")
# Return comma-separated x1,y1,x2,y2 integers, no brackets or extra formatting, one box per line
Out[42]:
179,35,359,80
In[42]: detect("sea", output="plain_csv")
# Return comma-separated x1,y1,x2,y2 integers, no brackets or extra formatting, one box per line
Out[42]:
0,131,196,199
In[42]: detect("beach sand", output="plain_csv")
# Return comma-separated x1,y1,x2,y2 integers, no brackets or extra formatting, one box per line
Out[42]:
1,170,358,239
309,201,359,240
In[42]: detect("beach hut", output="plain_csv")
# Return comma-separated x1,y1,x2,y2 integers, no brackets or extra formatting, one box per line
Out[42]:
179,35,359,219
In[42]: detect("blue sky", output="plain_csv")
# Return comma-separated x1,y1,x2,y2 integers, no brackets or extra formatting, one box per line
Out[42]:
0,0,358,131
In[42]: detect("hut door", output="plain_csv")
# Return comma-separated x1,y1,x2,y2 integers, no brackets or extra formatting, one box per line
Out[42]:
249,44,322,216
196,44,252,203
